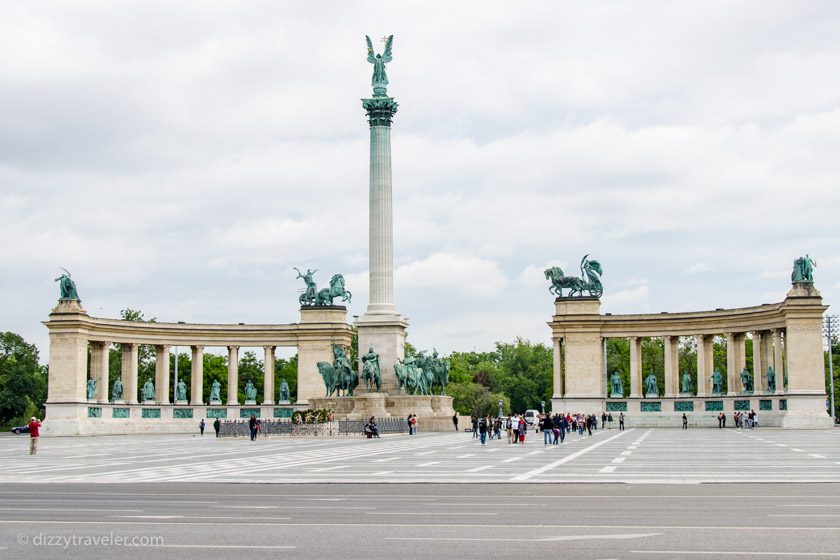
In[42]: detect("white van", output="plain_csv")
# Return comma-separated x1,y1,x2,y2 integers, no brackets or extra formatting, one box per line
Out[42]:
524,409,540,426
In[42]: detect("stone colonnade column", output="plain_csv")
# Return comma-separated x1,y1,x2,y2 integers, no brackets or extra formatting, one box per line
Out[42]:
121,343,139,404
773,328,785,394
695,335,712,397
227,346,239,405
760,331,774,393
726,333,745,395
552,338,563,398
664,336,679,397
90,341,110,402
190,346,204,405
629,336,642,398
263,346,275,405
155,345,170,404
752,332,765,393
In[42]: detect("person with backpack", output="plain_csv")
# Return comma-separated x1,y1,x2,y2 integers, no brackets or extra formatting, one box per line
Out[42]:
505,415,514,443
511,414,520,444
199,418,205,436
478,416,488,446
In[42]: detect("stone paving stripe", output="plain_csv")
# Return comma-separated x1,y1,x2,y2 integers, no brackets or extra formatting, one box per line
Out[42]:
511,429,633,481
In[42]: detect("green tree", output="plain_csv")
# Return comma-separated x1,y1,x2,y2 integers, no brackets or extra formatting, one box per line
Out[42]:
0,332,47,427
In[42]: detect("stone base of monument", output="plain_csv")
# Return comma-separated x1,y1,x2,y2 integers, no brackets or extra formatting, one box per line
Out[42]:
308,393,456,432
679,392,693,398
143,400,155,405
244,400,256,405
209,400,221,405
276,400,291,405
174,400,188,406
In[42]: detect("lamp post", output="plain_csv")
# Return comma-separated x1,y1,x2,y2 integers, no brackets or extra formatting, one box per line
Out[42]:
497,399,503,419
540,400,545,414
824,315,838,422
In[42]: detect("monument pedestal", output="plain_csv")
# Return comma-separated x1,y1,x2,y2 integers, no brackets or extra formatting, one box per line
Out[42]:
244,400,256,406
356,313,408,395
209,400,222,406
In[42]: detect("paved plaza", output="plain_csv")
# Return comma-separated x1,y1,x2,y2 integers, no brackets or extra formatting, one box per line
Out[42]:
1,427,838,484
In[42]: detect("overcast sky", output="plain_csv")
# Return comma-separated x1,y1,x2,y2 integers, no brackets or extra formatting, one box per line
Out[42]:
2,1,840,361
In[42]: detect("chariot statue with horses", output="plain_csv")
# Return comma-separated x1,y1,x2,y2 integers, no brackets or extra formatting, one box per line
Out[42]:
544,254,604,298
295,267,352,306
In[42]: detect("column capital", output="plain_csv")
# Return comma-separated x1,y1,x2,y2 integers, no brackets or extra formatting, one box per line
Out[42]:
362,96,398,126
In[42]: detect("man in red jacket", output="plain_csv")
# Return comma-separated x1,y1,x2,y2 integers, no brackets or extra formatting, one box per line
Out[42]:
28,417,41,455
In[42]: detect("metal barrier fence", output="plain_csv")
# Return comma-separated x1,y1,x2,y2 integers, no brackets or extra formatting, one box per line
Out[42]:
218,417,410,437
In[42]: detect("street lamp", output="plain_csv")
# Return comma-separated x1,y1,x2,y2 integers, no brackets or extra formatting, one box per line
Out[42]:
497,399,503,418
824,315,838,422
540,400,545,414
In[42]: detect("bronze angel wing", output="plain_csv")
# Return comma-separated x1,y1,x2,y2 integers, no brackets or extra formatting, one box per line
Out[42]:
365,35,375,63
381,35,393,63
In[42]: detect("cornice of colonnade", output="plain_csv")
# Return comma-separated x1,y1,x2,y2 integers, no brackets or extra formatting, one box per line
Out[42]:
549,291,826,338
43,307,353,347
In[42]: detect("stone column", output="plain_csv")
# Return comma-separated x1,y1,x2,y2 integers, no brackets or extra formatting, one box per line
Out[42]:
263,346,275,405
356,93,408,395
773,328,785,394
552,338,563,398
190,346,204,405
664,336,679,397
695,335,712,397
761,330,774,393
90,341,110,403
629,336,642,398
227,346,239,405
121,343,139,404
154,345,170,404
45,299,89,404
726,333,745,395
752,332,765,393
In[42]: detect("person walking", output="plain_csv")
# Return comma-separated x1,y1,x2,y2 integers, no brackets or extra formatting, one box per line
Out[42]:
28,416,41,455
601,412,607,430
721,412,727,428
505,415,514,444
471,415,478,438
199,418,205,436
717,412,723,428
607,413,613,428
478,416,488,446
541,414,553,445
618,412,625,431
213,418,221,437
248,414,258,441
586,415,593,436
682,413,688,430
512,414,520,444
407,414,413,435
453,413,459,432
410,414,418,435
493,416,502,439
518,416,527,443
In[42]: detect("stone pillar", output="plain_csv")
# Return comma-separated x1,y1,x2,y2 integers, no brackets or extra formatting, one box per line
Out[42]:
227,346,239,405
773,328,785,395
90,341,110,403
121,343,139,404
664,336,679,397
552,338,563,398
190,346,204,405
154,345,170,404
760,330,774,393
45,300,90,404
298,307,353,404
752,332,765,393
726,332,745,395
551,298,604,412
629,336,642,398
357,94,408,395
695,335,712,397
263,346,275,405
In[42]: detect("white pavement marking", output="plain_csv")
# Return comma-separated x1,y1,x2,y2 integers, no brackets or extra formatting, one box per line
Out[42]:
511,429,633,481
457,454,475,458
309,465,350,472
611,457,626,464
373,457,400,463
417,462,440,467
600,466,617,473
414,451,437,456
466,466,493,473
384,533,660,543
501,457,521,463
632,551,840,557
809,454,826,458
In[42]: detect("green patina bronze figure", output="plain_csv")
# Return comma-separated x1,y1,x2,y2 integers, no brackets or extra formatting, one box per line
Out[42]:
644,372,659,397
295,268,351,306
175,379,187,401
545,255,603,298
681,371,692,394
111,377,123,401
767,366,776,393
366,35,393,97
86,378,96,400
610,371,623,398
141,378,155,401
791,254,817,283
209,380,221,402
361,345,382,392
710,369,723,395
278,379,291,401
54,268,80,300
740,367,753,394
317,343,358,397
244,380,257,402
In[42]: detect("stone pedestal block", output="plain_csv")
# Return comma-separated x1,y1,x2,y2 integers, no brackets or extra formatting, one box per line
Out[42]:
356,314,408,395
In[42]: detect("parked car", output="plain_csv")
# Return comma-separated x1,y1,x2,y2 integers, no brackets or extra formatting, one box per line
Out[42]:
10,425,30,434
524,409,540,426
